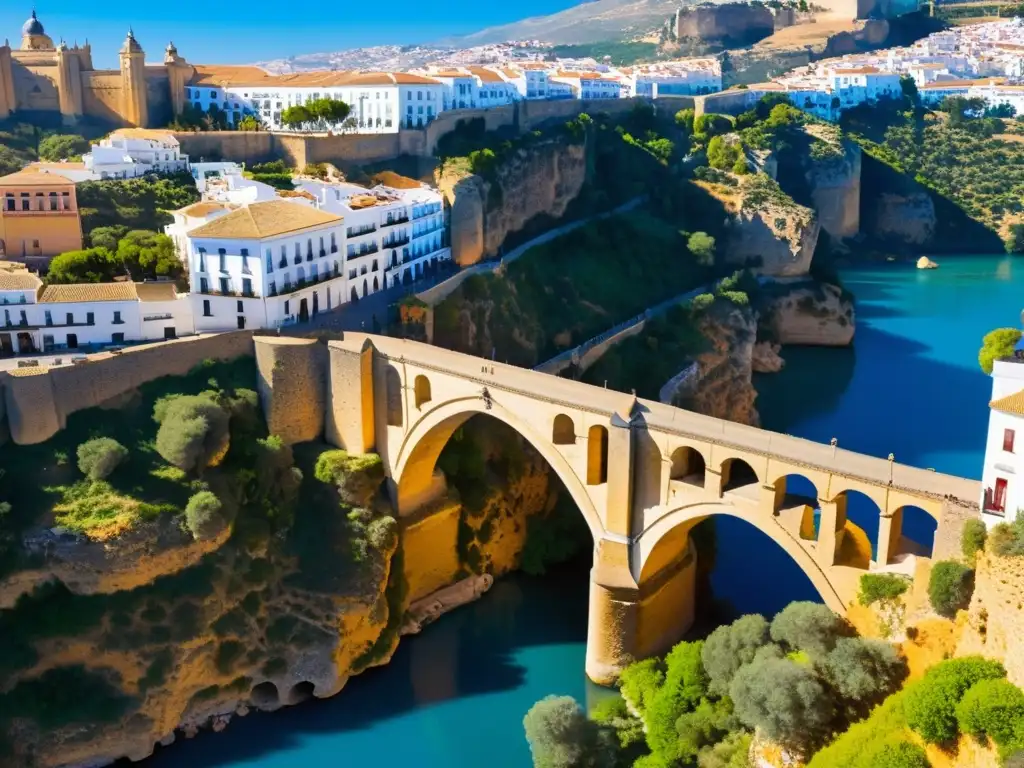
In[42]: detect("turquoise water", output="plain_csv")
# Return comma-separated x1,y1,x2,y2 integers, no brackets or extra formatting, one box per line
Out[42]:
137,255,1021,768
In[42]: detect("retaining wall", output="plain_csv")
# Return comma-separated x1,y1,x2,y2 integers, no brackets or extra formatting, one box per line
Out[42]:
1,331,255,446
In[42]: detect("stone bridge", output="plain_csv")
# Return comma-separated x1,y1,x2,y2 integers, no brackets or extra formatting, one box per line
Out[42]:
255,333,981,684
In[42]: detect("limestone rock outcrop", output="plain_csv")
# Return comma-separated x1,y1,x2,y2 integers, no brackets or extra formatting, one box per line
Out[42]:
762,282,855,347
805,134,861,240
869,191,936,245
752,341,785,373
436,136,588,267
957,550,1024,688
668,302,760,426
676,3,774,45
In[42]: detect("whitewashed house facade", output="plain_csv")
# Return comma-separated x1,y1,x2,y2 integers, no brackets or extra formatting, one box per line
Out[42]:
84,129,190,180
981,357,1024,525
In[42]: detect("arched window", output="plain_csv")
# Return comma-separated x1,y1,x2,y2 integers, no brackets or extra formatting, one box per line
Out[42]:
414,375,431,408
552,414,575,445
385,366,403,427
587,425,608,485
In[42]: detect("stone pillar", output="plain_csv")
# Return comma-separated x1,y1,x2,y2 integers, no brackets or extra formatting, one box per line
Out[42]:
816,496,846,567
760,482,783,516
636,538,697,660
325,340,376,453
586,539,640,685
253,337,325,445
705,467,723,498
605,413,634,537
0,43,14,120
875,507,903,567
55,44,83,124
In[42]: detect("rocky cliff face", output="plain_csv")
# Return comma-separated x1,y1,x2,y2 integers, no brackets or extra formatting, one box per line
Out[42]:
676,3,774,45
868,191,937,245
958,550,1024,688
805,136,862,240
762,282,855,347
667,301,760,426
436,137,588,267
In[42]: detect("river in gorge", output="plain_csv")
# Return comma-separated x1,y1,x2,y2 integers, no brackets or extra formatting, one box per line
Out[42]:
136,255,1022,768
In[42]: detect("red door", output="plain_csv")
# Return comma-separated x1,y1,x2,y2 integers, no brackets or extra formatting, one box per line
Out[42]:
995,477,1008,513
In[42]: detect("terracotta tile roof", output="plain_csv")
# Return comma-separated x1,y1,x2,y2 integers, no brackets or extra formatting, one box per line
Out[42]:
832,66,884,75
30,161,88,171
390,72,442,85
134,283,178,302
468,67,504,83
0,270,42,291
189,65,275,87
991,390,1024,416
0,168,75,187
187,65,441,89
187,200,342,240
39,282,139,304
180,201,230,217
919,78,1002,89
109,128,179,144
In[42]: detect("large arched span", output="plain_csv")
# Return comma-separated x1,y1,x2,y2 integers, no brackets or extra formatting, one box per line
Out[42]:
634,502,846,613
391,396,604,543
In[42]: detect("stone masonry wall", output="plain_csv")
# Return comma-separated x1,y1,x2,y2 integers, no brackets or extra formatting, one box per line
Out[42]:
1,331,254,445
253,336,327,445
933,496,980,562
958,549,1024,687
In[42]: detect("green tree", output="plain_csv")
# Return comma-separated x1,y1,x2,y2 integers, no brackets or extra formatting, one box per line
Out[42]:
899,76,919,108
45,248,117,283
76,438,128,481
307,97,351,125
730,656,834,748
928,560,974,618
955,678,1024,746
822,637,905,705
688,232,716,266
961,519,988,564
115,229,182,281
38,133,89,162
769,601,846,659
979,328,1022,373
88,225,129,252
675,108,695,134
694,113,733,138
618,657,664,713
184,491,225,540
702,614,770,695
523,695,602,768
153,393,231,473
236,115,261,131
644,640,708,760
706,135,742,171
280,105,312,128
0,145,26,176
1007,223,1024,254
905,656,1006,744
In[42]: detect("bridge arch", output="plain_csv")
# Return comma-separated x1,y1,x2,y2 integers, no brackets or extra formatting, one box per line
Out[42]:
634,502,846,613
391,396,604,543
721,456,760,493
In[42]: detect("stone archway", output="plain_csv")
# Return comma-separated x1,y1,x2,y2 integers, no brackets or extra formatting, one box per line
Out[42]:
390,396,603,543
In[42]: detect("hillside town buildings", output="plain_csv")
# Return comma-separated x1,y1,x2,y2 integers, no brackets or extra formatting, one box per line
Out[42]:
981,355,1024,526
0,169,83,270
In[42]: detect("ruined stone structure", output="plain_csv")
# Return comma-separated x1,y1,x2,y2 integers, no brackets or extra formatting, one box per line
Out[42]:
0,11,195,127
254,333,980,685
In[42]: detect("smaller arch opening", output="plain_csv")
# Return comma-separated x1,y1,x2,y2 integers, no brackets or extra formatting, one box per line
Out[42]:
287,681,316,705
552,414,576,445
250,681,280,709
587,425,608,485
774,474,820,541
414,375,432,409
721,458,758,494
889,505,936,563
669,446,705,487
385,365,403,427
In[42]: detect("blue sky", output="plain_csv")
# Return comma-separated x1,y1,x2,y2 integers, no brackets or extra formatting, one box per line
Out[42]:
1,1,581,67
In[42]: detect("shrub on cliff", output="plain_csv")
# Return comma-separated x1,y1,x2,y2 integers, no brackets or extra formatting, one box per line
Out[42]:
251,436,303,527
696,730,751,768
184,491,225,540
769,601,847,659
729,655,834,749
523,695,602,768
313,449,384,506
694,113,733,139
904,656,1006,744
978,328,1022,374
687,232,716,266
858,573,909,606
989,519,1024,557
702,614,770,695
861,742,929,768
675,108,695,134
76,438,128,481
644,640,708,760
961,518,988,563
955,678,1024,746
618,657,664,714
822,637,906,707
928,560,974,618
153,392,230,473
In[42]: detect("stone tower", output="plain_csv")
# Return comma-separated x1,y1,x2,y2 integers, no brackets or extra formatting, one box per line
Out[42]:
20,10,53,50
55,40,83,124
119,28,148,127
163,41,194,118
0,41,14,119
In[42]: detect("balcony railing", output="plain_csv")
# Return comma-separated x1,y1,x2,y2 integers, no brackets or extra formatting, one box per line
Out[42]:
381,215,410,228
347,244,379,259
382,236,410,248
347,224,377,238
0,297,28,305
266,270,340,297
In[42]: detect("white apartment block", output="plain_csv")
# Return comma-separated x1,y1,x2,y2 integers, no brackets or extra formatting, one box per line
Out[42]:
618,60,722,98
548,72,623,100
0,265,192,356
83,129,190,180
185,68,446,132
981,357,1024,526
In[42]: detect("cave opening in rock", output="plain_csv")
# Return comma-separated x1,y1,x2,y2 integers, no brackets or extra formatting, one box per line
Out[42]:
287,681,316,704
250,681,280,709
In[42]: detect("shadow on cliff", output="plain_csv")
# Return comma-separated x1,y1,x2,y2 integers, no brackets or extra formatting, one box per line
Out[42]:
133,559,592,768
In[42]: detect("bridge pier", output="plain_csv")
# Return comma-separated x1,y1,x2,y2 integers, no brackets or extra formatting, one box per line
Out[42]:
586,539,640,685
816,496,847,567
876,508,902,567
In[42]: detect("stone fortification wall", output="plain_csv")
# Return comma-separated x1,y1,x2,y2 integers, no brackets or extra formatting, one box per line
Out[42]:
253,336,327,445
676,4,775,45
958,547,1024,687
1,331,254,446
694,89,765,118
174,131,279,165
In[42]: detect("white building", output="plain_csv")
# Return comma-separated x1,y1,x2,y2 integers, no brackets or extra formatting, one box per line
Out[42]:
619,60,722,98
420,66,520,110
182,199,348,332
981,357,1024,525
185,67,446,132
828,67,903,108
548,72,623,100
83,129,190,180
0,268,192,357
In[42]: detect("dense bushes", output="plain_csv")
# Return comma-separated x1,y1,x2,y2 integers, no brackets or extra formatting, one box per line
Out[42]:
990,518,1024,557
955,678,1024,745
523,695,605,768
979,328,1023,374
153,392,231,473
904,656,1005,743
184,491,224,540
961,518,988,563
702,614,770,695
731,655,834,747
76,172,199,236
313,450,384,507
858,573,910,606
76,438,128,481
928,560,974,617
